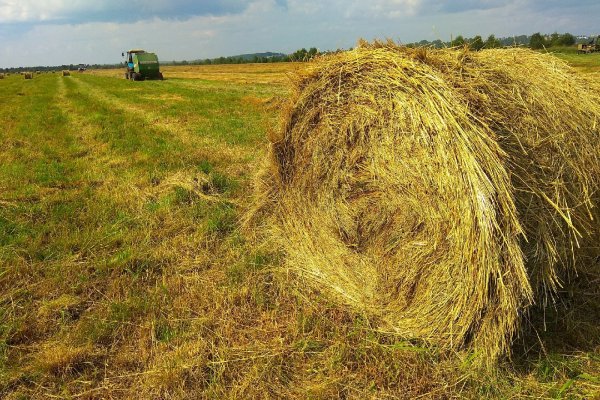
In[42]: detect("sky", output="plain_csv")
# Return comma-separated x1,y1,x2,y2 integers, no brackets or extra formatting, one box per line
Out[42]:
0,0,599,68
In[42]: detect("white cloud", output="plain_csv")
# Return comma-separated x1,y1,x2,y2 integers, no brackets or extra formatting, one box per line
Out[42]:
0,1,100,23
0,0,248,23
285,0,324,14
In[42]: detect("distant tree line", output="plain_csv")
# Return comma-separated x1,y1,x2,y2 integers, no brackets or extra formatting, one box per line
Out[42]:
407,32,578,50
0,63,121,74
528,32,576,49
173,47,322,66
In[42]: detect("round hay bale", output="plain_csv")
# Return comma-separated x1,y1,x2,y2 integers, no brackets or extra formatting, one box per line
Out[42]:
62,70,71,77
0,73,4,79
24,72,33,79
249,42,600,364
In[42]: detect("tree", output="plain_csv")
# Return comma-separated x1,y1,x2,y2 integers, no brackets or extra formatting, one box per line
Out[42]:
470,35,484,51
291,48,308,61
453,35,465,46
529,32,546,49
485,34,501,49
556,33,576,46
512,35,529,46
549,32,561,46
431,39,444,48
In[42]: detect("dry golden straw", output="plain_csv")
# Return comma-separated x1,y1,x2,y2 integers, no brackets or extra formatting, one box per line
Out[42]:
62,70,71,77
24,72,33,79
249,41,600,364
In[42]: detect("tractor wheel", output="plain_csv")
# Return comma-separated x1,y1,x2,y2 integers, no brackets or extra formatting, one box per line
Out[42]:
133,73,142,81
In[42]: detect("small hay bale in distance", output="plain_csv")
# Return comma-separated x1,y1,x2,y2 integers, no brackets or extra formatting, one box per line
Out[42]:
0,73,4,79
250,42,600,365
24,72,33,79
62,70,71,77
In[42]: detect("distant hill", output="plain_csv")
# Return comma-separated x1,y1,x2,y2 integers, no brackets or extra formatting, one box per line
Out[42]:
227,52,287,60
179,52,290,66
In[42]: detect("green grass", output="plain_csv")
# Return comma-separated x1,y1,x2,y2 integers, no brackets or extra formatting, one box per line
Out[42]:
0,69,598,399
542,46,600,73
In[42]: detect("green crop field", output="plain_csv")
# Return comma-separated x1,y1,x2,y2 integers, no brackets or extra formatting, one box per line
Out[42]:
547,47,600,73
0,61,599,399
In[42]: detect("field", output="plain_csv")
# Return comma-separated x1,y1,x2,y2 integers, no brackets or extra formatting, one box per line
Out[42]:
1,57,599,399
89,62,304,84
548,47,600,74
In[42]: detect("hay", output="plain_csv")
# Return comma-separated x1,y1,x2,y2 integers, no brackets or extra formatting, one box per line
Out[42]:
24,72,33,80
62,70,71,77
249,42,600,364
0,73,4,79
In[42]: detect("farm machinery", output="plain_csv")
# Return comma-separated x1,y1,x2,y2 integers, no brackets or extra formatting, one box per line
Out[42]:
577,37,600,54
122,49,163,81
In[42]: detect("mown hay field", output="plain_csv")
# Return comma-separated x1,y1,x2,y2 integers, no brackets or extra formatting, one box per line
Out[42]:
0,56,599,399
89,62,304,84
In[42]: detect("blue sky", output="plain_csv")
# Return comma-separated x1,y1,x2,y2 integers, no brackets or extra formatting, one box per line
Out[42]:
0,0,598,68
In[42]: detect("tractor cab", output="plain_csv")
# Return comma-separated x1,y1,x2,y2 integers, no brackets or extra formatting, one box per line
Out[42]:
123,49,145,68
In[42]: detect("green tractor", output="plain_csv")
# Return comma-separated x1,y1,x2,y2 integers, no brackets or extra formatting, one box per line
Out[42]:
122,49,163,81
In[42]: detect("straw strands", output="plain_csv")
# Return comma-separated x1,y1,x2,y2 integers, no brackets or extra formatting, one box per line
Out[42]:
62,70,71,76
249,42,600,364
24,72,33,79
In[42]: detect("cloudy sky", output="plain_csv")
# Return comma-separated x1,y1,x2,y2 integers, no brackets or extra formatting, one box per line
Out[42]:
1,0,598,68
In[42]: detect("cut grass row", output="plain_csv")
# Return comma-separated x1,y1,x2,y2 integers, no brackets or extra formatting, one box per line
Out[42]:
0,73,270,397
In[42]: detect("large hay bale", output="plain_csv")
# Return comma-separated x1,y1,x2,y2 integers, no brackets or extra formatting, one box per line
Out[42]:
62,70,70,77
250,42,600,364
24,72,33,79
0,73,4,79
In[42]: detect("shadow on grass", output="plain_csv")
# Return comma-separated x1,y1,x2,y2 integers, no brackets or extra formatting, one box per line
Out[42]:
512,261,600,378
